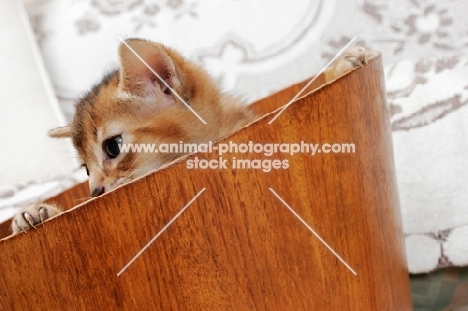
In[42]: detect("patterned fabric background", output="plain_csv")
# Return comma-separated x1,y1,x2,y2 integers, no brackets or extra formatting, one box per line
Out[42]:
3,0,467,276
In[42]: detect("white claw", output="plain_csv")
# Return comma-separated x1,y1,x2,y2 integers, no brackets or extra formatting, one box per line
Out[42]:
39,207,47,224
23,212,37,229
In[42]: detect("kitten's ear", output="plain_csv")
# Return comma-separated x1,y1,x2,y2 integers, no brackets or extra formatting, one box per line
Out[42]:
48,126,72,138
118,39,180,98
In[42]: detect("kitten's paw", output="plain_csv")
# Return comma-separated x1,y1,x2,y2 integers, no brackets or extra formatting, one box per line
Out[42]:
327,46,378,80
11,203,61,234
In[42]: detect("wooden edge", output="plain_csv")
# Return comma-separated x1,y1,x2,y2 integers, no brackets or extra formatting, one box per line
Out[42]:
0,52,382,240
0,54,412,310
0,182,90,240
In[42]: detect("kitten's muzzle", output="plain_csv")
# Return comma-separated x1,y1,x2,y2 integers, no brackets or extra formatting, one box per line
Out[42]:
91,187,105,197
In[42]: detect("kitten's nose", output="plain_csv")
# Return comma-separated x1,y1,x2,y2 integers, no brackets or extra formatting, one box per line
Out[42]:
91,187,105,197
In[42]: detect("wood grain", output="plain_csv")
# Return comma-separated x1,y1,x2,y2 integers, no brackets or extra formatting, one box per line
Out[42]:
0,55,412,310
0,69,324,239
250,72,326,116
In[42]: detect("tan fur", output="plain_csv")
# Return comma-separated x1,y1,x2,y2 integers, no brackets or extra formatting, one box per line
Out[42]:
68,39,257,196
48,126,72,138
11,40,374,234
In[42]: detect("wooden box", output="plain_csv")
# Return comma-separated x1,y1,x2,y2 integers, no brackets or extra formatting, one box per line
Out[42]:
0,55,412,310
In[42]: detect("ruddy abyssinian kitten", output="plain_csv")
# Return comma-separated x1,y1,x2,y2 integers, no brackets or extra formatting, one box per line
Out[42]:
11,39,372,234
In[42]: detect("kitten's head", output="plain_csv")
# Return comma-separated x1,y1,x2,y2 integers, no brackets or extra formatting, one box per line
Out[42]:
49,39,233,197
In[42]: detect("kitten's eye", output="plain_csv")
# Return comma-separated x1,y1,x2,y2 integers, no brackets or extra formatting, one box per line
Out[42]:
82,164,89,176
103,135,122,159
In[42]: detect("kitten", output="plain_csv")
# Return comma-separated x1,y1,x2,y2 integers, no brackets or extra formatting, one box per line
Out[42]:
11,40,372,234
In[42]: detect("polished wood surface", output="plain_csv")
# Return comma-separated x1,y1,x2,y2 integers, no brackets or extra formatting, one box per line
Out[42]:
0,55,412,310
